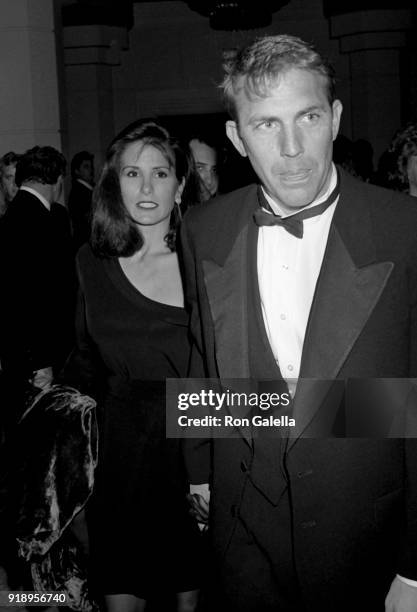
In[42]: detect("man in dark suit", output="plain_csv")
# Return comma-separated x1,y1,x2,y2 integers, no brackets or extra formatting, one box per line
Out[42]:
0,146,75,414
67,150,94,251
181,35,417,611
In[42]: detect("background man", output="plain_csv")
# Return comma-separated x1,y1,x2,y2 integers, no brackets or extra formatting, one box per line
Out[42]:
0,152,19,217
68,150,94,250
0,146,75,413
388,123,417,197
181,35,417,611
189,134,219,201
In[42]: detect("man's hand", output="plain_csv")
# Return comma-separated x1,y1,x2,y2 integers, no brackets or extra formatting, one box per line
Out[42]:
31,367,53,391
187,493,210,524
385,576,417,611
187,483,210,531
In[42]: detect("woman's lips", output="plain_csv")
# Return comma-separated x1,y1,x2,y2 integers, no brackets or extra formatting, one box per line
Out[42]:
137,201,158,209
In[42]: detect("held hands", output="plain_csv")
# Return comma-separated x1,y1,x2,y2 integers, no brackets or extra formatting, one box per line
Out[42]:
187,484,210,532
385,576,417,611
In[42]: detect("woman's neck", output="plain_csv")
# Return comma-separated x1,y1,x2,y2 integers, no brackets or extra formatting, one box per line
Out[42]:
129,220,171,261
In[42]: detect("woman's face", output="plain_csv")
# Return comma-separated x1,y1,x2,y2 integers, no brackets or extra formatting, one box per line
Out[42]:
119,141,184,227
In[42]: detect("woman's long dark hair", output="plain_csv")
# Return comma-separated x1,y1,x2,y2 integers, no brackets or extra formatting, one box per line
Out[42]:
91,120,199,257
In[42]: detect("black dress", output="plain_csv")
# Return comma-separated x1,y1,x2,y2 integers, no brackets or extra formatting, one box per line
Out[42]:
69,244,201,599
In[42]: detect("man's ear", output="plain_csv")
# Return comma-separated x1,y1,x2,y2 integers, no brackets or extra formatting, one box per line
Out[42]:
226,120,247,158
331,99,343,141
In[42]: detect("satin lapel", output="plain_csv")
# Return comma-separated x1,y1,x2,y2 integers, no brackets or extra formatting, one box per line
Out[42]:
288,213,394,448
202,224,250,380
202,225,253,445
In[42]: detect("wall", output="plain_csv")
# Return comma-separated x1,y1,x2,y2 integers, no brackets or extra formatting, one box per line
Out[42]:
112,0,346,132
0,0,63,156
62,1,415,169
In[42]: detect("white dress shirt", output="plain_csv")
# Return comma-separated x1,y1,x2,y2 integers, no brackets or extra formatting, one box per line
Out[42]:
258,164,338,394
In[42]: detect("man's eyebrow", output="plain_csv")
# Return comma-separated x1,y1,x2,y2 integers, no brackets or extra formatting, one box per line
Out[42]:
248,104,328,125
296,104,328,117
248,114,279,125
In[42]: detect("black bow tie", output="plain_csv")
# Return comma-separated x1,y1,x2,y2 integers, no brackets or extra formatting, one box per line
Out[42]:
253,172,340,238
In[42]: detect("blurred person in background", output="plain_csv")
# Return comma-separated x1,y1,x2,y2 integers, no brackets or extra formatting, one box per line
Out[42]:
388,123,417,197
68,150,95,250
0,146,75,420
332,134,356,177
189,133,220,202
352,138,374,183
0,152,19,217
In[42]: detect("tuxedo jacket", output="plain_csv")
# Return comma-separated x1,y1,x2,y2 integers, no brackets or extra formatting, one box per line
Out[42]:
180,169,417,604
0,190,76,379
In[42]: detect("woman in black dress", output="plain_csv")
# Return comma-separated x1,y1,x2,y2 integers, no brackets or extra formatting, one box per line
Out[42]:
68,121,201,612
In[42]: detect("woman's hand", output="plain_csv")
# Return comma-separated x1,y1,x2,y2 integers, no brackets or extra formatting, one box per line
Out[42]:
187,485,210,532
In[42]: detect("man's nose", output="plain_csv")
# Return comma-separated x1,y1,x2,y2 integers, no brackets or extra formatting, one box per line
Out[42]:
280,126,303,158
205,171,215,187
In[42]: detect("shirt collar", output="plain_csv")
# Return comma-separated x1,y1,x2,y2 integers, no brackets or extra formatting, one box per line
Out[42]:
76,179,93,191
261,163,338,218
19,186,51,211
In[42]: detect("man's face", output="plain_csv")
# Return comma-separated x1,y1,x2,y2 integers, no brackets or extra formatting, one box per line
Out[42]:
226,68,342,214
1,163,18,202
76,159,94,184
189,139,219,201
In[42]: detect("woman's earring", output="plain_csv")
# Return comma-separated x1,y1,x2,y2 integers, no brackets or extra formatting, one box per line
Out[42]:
175,195,183,220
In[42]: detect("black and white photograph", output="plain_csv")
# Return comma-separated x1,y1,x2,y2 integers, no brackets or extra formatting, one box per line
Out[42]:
1,1,417,611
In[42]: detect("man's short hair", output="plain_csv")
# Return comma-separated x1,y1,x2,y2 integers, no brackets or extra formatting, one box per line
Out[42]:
0,152,20,176
70,150,94,179
221,34,336,121
15,146,66,187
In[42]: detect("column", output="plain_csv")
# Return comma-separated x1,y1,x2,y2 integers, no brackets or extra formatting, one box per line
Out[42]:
0,0,63,154
329,9,413,159
63,25,128,170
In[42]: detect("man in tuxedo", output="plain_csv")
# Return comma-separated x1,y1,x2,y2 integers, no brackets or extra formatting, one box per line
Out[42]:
181,35,417,611
0,146,75,409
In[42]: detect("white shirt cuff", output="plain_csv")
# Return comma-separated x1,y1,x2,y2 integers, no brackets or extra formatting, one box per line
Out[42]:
189,483,210,503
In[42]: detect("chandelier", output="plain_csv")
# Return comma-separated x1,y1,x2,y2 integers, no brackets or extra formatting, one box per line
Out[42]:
185,0,290,31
